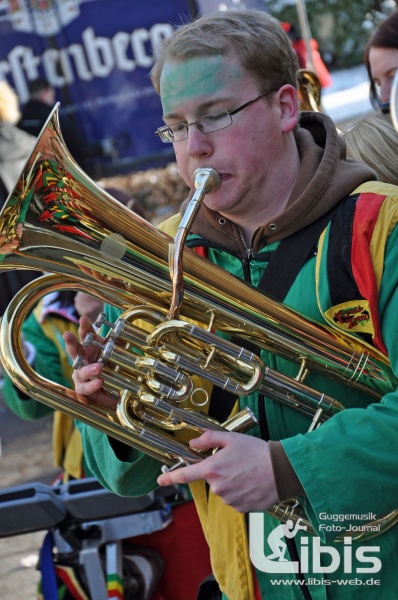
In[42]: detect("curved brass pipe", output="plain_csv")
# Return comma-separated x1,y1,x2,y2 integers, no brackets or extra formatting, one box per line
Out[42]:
298,68,322,112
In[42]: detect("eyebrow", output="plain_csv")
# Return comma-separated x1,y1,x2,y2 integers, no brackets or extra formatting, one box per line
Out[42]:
163,96,234,121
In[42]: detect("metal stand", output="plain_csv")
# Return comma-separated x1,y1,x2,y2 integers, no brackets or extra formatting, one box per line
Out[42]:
0,478,182,599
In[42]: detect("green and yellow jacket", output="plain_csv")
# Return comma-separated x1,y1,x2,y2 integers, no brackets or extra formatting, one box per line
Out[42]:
76,111,398,599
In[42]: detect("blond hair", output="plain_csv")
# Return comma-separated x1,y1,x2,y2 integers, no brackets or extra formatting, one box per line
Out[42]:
151,10,299,96
0,80,20,123
342,113,398,185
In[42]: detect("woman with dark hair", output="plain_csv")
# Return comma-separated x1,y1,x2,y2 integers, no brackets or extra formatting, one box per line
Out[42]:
364,11,398,113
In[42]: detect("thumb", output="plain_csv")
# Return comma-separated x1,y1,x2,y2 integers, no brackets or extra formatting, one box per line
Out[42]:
189,429,229,451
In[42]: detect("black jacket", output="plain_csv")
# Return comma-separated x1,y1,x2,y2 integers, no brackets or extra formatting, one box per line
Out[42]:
17,99,52,138
18,100,90,171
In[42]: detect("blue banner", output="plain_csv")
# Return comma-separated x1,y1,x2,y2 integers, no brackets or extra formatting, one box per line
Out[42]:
0,0,266,177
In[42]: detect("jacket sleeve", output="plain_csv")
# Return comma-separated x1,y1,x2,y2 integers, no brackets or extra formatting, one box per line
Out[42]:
281,224,398,542
75,420,162,496
2,310,67,420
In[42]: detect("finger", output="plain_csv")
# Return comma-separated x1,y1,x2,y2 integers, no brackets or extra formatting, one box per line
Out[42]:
74,362,103,382
72,362,103,394
63,331,81,360
73,372,103,397
73,362,117,408
189,429,231,451
78,315,96,342
157,461,207,487
75,376,104,398
63,329,99,365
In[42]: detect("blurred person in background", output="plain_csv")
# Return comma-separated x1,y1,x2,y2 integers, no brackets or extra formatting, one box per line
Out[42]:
343,112,398,185
0,79,41,316
364,10,398,113
17,77,95,173
2,288,107,599
282,22,332,89
17,77,56,137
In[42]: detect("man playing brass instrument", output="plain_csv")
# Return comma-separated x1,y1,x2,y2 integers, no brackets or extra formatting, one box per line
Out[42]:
65,10,398,599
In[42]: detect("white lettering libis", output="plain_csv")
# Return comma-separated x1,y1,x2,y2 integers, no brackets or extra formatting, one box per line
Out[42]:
248,513,382,575
1,23,173,103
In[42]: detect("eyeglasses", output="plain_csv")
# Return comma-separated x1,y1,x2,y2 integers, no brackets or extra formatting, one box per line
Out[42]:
155,91,277,143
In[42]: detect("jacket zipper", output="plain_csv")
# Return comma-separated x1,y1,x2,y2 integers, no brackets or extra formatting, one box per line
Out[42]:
238,227,254,282
185,234,273,283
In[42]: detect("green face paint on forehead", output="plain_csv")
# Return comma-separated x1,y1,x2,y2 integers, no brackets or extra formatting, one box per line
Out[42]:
160,55,244,116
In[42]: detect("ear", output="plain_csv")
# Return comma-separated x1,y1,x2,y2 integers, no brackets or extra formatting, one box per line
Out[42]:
276,85,299,132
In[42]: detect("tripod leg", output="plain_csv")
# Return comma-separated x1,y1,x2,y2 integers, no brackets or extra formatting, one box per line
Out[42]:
80,544,108,600
106,541,124,599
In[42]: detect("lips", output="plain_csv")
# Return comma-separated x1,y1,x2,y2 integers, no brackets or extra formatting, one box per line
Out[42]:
201,171,230,181
190,168,230,190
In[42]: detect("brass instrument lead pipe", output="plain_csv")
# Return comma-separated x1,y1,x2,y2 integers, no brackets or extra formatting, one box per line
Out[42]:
168,167,221,320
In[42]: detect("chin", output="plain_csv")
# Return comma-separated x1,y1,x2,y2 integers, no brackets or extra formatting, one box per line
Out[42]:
203,196,226,213
205,190,239,213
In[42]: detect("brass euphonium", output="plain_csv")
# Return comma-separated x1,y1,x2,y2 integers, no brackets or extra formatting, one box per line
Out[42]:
0,104,397,541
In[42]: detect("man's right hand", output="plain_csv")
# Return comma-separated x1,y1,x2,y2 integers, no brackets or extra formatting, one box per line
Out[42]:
63,315,117,407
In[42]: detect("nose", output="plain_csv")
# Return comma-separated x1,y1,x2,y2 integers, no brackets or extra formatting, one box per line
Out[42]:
186,124,213,158
381,82,391,103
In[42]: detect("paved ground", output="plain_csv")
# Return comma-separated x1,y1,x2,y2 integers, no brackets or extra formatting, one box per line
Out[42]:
0,390,60,600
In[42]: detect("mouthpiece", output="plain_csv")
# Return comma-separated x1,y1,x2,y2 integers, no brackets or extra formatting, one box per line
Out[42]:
194,168,221,193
